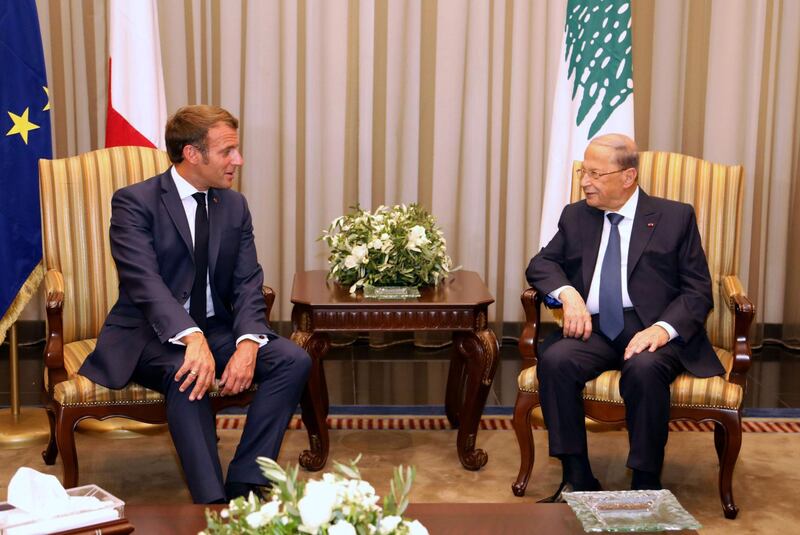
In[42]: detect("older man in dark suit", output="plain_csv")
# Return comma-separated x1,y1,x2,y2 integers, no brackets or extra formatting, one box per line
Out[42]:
527,133,721,502
80,105,310,504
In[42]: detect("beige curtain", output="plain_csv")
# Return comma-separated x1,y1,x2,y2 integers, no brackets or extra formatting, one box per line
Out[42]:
34,0,800,344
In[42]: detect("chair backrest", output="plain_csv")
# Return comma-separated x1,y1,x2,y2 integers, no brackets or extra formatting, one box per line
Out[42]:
571,151,744,353
39,147,171,344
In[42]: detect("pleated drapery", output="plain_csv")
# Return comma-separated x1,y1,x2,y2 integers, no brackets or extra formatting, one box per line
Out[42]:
32,0,800,345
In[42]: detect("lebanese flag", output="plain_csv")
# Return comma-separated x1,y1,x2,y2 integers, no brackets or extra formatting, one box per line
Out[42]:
105,0,166,149
538,0,635,249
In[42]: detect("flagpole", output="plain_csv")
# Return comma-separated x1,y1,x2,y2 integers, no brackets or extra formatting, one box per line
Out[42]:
0,323,49,448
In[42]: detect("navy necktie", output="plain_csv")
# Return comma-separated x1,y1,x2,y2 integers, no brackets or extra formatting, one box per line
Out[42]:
190,192,209,331
599,213,624,340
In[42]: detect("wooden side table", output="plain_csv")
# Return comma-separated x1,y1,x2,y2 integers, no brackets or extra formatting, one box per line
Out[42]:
290,270,499,471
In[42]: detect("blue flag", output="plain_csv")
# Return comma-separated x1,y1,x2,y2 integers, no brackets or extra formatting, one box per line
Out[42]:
0,0,52,343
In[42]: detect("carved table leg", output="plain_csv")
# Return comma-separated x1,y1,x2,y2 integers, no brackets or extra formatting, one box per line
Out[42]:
444,351,466,428
453,328,499,470
291,330,331,471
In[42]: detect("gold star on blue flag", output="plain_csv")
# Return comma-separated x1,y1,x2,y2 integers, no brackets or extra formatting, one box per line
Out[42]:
0,0,52,343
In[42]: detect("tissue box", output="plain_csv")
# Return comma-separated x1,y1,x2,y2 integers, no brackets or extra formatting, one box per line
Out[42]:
0,484,124,535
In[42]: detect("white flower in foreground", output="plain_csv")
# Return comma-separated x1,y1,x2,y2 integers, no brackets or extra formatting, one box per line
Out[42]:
298,480,338,531
245,511,267,529
369,238,383,250
329,520,358,535
405,520,429,535
351,244,370,263
260,500,280,522
379,515,403,534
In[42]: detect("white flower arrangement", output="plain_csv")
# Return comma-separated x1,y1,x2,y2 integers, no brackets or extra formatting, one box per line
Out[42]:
203,456,427,535
321,204,453,294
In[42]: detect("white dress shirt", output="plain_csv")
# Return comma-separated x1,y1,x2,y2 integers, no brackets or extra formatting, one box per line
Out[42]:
168,167,268,348
551,187,677,340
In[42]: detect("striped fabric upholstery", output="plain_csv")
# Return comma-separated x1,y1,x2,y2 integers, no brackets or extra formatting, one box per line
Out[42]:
54,339,165,405
53,338,254,406
40,147,171,344
40,147,171,404
518,346,743,409
571,151,744,354
533,152,746,409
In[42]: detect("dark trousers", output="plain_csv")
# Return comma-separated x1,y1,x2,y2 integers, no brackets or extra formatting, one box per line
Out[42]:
537,310,683,474
132,318,311,503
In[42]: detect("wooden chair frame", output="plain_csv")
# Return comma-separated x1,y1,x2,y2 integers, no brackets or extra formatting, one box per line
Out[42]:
37,146,277,489
40,282,274,488
511,152,755,519
511,288,753,518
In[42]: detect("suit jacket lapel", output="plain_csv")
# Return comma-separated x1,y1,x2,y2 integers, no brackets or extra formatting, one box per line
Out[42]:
581,203,604,296
628,189,661,278
160,171,194,256
207,189,222,279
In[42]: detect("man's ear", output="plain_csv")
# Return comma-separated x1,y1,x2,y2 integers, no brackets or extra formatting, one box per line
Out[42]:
623,167,638,188
182,144,197,164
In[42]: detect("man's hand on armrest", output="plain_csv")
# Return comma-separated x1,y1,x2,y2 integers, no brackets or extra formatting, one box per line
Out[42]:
559,287,592,341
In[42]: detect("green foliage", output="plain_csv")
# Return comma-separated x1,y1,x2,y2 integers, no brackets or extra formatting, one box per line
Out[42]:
202,457,427,535
321,204,454,293
565,0,633,136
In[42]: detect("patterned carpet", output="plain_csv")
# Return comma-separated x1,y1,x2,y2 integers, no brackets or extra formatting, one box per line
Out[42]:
216,414,800,432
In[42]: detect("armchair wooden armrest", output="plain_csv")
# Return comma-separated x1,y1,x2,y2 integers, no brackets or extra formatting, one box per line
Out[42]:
261,285,276,325
519,288,542,369
43,269,67,389
45,269,65,308
721,275,755,387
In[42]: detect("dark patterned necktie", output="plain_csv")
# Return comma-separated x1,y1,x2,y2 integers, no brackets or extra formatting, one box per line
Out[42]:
599,213,624,340
190,192,209,331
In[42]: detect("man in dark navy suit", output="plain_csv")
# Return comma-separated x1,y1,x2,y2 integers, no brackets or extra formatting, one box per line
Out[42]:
80,105,310,503
527,134,721,502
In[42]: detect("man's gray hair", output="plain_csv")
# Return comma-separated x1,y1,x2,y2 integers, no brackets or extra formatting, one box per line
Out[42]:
590,133,639,172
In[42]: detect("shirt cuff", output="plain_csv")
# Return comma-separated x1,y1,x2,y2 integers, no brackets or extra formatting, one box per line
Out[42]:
168,327,202,346
237,334,270,348
549,285,574,302
654,321,678,342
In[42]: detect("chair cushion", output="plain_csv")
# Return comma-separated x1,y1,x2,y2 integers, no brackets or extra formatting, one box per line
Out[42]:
53,338,255,406
517,347,743,410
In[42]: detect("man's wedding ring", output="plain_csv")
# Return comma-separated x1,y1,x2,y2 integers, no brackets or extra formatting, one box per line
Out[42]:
189,370,198,376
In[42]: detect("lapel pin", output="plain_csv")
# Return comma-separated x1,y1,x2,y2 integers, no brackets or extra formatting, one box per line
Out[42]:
213,196,219,204
647,222,654,228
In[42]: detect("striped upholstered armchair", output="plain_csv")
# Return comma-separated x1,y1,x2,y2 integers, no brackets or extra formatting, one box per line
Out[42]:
38,146,270,488
511,151,754,519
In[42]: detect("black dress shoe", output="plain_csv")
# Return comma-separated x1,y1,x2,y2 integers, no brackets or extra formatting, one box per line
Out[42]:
537,481,575,503
537,478,603,504
225,481,269,501
631,469,662,491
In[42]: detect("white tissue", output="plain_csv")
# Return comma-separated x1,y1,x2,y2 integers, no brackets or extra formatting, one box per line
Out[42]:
7,467,73,518
0,468,119,534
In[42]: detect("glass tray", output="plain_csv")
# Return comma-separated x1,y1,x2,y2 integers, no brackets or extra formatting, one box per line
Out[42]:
363,285,421,299
564,490,701,532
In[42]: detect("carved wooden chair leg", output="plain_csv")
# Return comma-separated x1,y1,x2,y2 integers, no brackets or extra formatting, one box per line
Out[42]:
56,408,81,488
512,390,539,496
715,414,741,519
713,419,725,464
42,405,59,465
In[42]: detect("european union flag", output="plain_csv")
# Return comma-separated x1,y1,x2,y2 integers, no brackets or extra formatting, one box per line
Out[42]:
0,0,52,342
